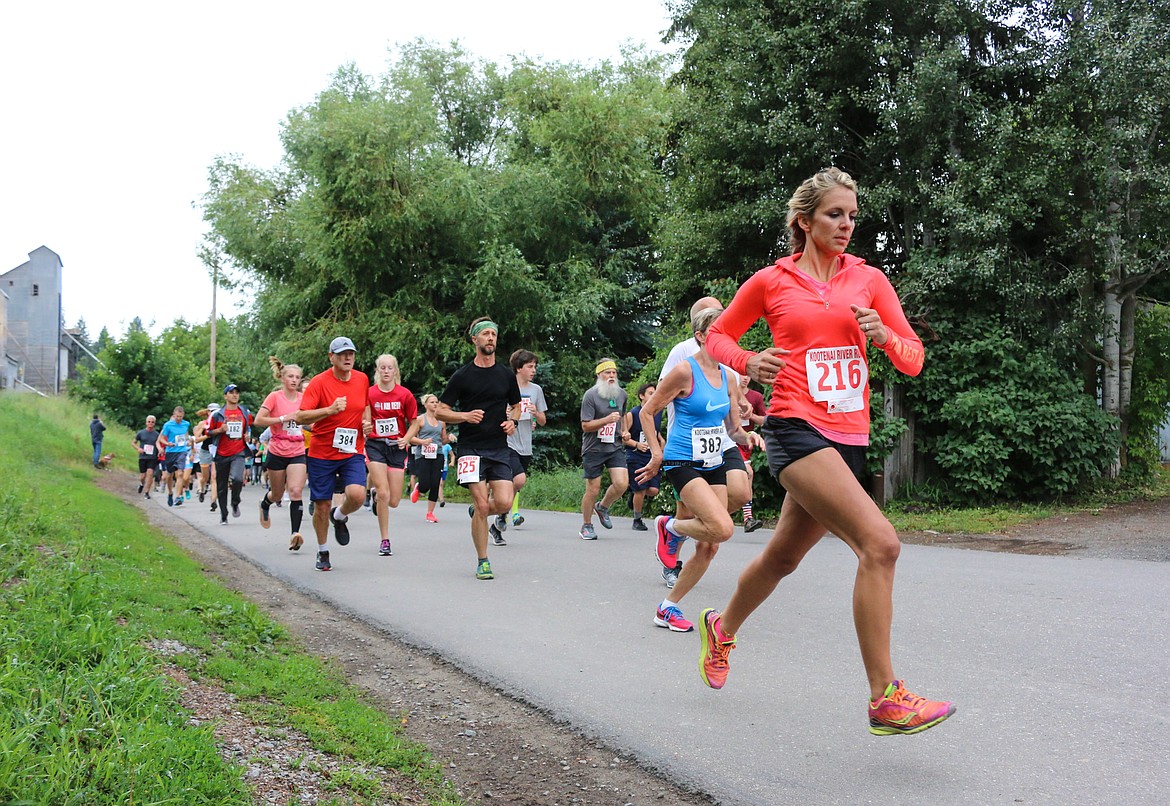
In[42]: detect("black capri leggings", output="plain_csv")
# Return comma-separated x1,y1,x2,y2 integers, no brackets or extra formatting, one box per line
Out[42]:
415,457,443,502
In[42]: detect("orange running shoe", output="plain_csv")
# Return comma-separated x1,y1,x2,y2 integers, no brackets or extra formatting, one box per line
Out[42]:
698,608,735,689
868,680,956,736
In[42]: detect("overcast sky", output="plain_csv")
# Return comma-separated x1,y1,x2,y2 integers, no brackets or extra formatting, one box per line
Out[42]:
1,1,677,339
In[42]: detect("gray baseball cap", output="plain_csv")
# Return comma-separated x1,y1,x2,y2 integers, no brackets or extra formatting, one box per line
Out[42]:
329,336,356,353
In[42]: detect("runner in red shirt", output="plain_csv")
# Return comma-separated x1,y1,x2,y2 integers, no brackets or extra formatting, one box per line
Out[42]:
290,337,370,571
207,385,255,525
736,373,767,533
698,167,954,737
362,354,418,557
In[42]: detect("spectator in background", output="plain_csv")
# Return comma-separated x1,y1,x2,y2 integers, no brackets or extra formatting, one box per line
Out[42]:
90,413,107,467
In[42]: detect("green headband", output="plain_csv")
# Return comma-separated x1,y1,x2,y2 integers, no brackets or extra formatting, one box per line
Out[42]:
470,320,499,338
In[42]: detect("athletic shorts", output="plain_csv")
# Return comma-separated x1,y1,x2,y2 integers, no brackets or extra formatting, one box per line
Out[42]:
191,461,201,474
266,453,306,473
307,454,367,501
365,439,409,469
198,448,213,466
138,454,154,474
507,448,532,479
455,446,515,486
665,462,728,491
762,417,866,485
164,452,185,473
626,450,661,492
722,446,747,473
582,449,626,480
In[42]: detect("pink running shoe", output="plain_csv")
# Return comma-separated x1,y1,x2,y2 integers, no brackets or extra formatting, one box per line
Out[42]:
868,680,956,736
654,604,694,632
654,515,687,569
698,608,735,689
410,483,420,504
425,511,438,523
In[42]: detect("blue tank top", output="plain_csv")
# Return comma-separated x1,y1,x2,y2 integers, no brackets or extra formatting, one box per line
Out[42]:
663,356,730,467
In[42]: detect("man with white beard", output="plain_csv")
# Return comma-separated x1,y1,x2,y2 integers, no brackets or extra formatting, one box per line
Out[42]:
579,358,630,540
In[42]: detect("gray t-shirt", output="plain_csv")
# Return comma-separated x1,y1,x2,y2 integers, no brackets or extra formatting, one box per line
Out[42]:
507,381,548,457
580,386,628,458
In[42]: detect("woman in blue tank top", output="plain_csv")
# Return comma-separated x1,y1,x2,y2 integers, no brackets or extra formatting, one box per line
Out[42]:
637,308,763,553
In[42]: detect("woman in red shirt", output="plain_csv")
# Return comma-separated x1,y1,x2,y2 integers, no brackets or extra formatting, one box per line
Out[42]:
362,354,418,557
699,168,954,737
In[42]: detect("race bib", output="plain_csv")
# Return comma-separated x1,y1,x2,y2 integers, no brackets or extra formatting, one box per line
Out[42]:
598,422,617,444
173,433,188,448
456,455,481,484
283,420,302,437
226,420,243,439
806,346,867,414
691,425,726,467
143,443,155,455
519,397,534,421
374,418,399,437
422,442,439,459
332,427,359,453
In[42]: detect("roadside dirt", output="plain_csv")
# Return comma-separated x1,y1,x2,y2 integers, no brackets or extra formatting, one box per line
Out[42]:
97,471,1167,804
898,496,1170,562
100,472,714,806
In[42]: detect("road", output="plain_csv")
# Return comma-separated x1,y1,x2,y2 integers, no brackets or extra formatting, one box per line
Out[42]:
157,491,1170,805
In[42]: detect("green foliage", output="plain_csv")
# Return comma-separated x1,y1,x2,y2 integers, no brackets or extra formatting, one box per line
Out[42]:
70,316,274,428
202,43,676,467
1124,304,1170,478
905,323,1118,503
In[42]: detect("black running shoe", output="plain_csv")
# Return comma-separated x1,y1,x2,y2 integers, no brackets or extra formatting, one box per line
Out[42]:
198,489,205,503
494,513,508,533
490,523,507,546
210,501,217,512
315,550,331,571
231,502,241,519
331,508,350,546
137,483,144,494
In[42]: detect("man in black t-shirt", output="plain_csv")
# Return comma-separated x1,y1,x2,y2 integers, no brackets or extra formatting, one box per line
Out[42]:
437,317,522,580
133,415,160,498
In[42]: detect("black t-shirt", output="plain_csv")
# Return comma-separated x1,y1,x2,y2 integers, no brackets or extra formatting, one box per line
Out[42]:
440,361,522,450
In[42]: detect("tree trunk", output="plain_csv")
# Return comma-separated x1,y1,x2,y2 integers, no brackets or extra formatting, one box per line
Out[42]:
1118,292,1137,467
1102,282,1122,477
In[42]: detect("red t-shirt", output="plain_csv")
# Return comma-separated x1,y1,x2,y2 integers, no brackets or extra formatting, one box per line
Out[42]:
366,384,418,442
302,368,370,460
213,406,253,458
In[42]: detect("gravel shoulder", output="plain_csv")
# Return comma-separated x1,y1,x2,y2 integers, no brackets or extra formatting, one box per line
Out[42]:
898,496,1170,561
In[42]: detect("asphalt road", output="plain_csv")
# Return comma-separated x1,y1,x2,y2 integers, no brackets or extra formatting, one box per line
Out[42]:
157,490,1170,805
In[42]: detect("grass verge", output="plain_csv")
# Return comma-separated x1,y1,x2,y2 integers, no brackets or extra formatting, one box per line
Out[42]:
0,394,460,805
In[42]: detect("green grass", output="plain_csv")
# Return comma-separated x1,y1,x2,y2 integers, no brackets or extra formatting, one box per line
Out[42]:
0,394,461,806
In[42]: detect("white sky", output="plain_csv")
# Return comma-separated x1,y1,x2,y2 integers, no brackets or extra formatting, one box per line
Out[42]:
1,1,677,339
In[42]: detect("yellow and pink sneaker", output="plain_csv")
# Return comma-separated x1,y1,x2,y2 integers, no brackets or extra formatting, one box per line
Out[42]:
868,680,956,735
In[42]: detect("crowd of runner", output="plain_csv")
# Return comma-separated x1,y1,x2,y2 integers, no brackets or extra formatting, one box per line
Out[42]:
124,167,953,737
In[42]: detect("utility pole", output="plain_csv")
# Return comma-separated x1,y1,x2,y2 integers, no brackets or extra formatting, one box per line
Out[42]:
200,241,220,391
210,258,218,390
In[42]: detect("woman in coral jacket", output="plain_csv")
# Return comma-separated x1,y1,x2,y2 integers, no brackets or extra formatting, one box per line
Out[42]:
698,167,955,737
